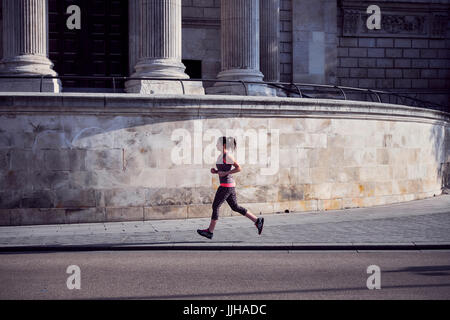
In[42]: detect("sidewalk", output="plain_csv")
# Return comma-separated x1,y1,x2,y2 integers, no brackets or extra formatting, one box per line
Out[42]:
1,195,449,251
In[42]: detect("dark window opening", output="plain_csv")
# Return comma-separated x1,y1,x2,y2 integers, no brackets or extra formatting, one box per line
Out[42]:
183,60,202,79
48,0,128,92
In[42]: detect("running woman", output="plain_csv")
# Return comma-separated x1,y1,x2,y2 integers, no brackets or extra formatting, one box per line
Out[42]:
197,136,264,239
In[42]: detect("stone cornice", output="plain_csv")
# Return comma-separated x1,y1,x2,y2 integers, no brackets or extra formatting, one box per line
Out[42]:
0,93,449,125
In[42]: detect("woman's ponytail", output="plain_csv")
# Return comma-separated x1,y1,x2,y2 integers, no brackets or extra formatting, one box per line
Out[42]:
226,136,237,151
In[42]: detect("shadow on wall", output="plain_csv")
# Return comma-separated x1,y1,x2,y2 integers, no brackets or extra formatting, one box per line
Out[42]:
1,96,450,226
0,112,260,212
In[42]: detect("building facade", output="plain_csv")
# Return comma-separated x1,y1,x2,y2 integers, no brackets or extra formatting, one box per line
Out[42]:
0,1,449,226
0,0,449,105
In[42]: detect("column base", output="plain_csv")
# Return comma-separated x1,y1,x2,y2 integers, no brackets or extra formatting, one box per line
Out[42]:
0,78,61,93
125,79,205,95
206,83,277,96
206,68,277,96
0,55,61,92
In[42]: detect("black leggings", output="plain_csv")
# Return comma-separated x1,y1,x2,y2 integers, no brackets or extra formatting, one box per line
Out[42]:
211,186,247,220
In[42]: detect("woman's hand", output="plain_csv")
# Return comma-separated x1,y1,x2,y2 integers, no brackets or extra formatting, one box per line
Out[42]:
210,168,218,174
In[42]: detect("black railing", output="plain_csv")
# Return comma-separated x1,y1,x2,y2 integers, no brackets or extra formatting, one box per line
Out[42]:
0,75,448,113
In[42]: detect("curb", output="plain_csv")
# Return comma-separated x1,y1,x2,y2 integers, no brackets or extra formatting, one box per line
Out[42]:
1,242,450,252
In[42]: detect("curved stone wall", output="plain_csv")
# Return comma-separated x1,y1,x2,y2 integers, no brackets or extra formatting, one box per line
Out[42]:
0,93,449,225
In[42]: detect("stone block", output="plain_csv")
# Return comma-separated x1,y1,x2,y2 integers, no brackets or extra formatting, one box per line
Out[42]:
331,182,355,198
318,199,342,211
386,69,402,78
31,131,69,150
376,59,393,68
106,207,144,222
376,149,390,165
310,183,332,200
31,170,70,190
376,38,393,48
44,149,87,171
395,59,411,68
301,133,327,148
144,206,188,220
0,190,22,209
412,39,428,48
86,149,123,170
239,202,274,215
186,204,213,219
0,170,33,192
340,38,358,47
126,80,205,95
0,209,11,226
279,132,305,148
392,180,409,195
55,188,96,208
368,69,385,78
10,149,45,171
349,48,367,57
394,39,411,48
65,207,106,224
358,38,375,47
367,48,384,58
411,60,428,68
277,184,304,202
358,58,376,68
374,181,393,196
274,199,318,213
420,49,437,58
403,49,420,58
97,188,148,207
9,208,65,225
394,79,412,89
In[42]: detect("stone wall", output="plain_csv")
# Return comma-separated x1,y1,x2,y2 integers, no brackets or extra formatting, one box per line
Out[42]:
0,93,448,226
337,0,450,107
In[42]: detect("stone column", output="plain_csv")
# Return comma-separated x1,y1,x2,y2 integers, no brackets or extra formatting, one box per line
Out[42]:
126,0,204,95
128,0,139,76
207,0,275,96
260,0,280,82
0,0,61,92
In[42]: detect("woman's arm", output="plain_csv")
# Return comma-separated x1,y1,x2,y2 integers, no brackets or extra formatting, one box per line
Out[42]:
218,153,241,176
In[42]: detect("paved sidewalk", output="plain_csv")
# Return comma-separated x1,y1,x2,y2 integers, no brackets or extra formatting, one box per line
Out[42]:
0,195,449,251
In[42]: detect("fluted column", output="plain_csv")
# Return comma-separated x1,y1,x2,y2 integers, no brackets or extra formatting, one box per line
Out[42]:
126,0,204,95
0,0,60,92
128,0,140,76
207,0,275,96
260,0,280,82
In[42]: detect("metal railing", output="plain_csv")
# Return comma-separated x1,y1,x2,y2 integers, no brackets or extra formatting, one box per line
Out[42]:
0,75,448,113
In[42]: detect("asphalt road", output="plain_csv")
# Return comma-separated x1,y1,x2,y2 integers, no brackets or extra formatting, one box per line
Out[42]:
0,250,449,300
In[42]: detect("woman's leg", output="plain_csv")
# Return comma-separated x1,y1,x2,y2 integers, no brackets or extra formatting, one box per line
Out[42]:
244,211,258,223
208,186,231,233
226,188,257,222
226,188,263,234
208,219,217,233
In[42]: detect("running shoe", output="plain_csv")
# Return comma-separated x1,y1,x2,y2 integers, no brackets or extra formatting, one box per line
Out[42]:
197,228,213,239
255,217,264,235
